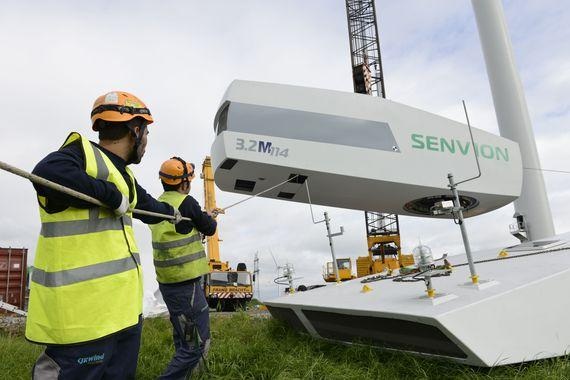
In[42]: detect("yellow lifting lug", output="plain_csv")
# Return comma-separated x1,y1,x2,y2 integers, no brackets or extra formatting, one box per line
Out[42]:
426,288,436,298
498,249,509,258
470,274,479,284
361,284,373,293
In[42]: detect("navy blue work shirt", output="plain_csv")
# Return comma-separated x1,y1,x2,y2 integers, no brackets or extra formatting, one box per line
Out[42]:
32,139,173,224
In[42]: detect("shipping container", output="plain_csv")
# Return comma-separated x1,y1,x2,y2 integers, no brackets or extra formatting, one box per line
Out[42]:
0,247,28,313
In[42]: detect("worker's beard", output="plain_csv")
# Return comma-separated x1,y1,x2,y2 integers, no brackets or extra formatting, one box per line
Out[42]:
126,127,146,165
127,144,145,165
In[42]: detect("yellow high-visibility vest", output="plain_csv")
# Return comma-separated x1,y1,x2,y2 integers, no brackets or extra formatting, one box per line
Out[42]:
25,132,143,345
149,192,209,284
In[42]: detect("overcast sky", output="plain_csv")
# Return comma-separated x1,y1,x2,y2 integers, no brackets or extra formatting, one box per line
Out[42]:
0,1,568,306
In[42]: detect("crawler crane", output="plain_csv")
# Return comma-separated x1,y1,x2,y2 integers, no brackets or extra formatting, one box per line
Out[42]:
324,1,415,283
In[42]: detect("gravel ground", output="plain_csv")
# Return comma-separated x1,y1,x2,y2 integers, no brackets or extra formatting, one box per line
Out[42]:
0,314,26,335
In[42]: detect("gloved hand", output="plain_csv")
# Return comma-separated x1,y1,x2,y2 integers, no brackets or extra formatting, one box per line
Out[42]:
208,208,225,218
114,194,130,217
168,209,183,224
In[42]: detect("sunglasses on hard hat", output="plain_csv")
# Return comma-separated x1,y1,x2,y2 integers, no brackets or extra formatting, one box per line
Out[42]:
91,104,151,117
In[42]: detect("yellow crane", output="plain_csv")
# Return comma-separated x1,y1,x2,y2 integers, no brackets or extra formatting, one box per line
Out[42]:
201,156,253,311
202,157,228,272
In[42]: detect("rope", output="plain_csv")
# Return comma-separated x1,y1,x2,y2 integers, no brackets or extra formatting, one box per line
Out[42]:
361,244,570,284
220,175,299,211
524,167,570,175
453,244,570,267
304,178,325,224
0,160,189,222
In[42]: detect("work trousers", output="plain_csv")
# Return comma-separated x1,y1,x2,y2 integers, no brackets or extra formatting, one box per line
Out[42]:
32,316,143,380
159,278,211,380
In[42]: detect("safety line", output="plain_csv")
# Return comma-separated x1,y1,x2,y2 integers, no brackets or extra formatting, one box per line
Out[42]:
221,175,299,211
453,244,570,267
0,160,189,222
360,245,570,284
524,167,570,175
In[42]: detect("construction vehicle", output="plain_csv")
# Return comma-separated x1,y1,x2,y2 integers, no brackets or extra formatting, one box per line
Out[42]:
323,258,355,282
346,0,414,276
201,156,253,311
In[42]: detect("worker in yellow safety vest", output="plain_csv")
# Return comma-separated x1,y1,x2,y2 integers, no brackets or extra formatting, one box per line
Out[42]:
150,157,219,379
26,91,183,379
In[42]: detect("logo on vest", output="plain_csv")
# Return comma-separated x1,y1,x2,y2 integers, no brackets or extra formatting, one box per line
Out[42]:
77,353,105,365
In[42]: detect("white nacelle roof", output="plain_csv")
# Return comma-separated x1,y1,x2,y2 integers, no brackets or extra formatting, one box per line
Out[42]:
210,80,522,218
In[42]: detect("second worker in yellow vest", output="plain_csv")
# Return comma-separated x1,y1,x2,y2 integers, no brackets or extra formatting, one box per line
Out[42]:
149,156,219,379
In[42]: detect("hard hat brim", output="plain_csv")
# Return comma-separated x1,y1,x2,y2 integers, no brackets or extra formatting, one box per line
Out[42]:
91,112,154,131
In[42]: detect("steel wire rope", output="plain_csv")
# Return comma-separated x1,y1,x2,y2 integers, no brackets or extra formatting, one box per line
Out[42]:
361,244,570,284
452,244,570,268
523,167,570,175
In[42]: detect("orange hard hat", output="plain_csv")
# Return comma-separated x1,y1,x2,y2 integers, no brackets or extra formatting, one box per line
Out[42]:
91,91,153,131
159,157,195,185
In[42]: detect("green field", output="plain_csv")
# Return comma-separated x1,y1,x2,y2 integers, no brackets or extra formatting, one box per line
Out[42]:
2,313,570,379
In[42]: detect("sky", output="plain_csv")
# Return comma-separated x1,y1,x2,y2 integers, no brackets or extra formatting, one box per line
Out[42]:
0,1,568,306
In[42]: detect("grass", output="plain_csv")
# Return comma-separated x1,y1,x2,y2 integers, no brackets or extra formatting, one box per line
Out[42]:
2,313,570,379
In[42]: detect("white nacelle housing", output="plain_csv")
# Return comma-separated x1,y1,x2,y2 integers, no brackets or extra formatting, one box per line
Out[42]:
210,80,522,218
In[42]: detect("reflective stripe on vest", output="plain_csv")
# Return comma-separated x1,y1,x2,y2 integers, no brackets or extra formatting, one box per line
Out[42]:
153,250,206,268
92,146,109,181
149,191,210,284
41,208,132,237
152,233,201,250
32,253,141,287
25,132,142,345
